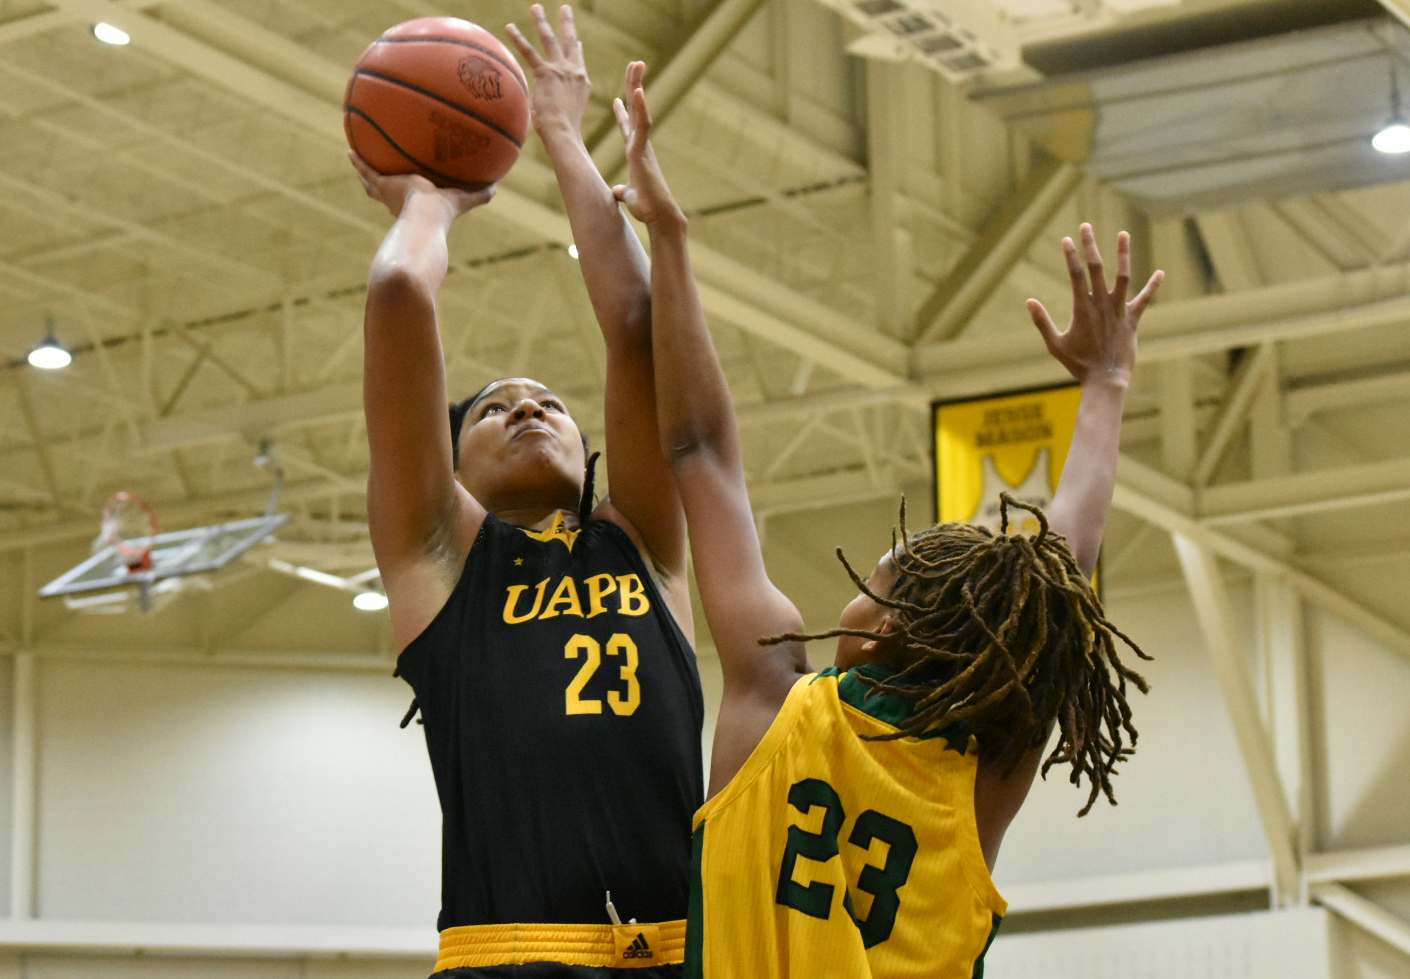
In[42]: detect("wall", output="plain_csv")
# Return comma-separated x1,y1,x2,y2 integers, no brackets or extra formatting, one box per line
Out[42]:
3,537,1410,976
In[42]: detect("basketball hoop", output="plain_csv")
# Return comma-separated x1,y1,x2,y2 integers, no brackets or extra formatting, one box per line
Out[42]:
97,491,159,573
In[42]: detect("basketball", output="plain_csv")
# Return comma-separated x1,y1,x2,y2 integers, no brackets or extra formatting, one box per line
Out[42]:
344,18,530,189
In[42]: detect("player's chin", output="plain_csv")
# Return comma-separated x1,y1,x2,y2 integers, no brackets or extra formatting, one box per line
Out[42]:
509,444,579,480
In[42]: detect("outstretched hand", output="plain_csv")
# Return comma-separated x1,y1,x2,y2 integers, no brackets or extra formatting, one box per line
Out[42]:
506,4,591,136
349,151,494,221
1027,224,1163,385
610,62,682,227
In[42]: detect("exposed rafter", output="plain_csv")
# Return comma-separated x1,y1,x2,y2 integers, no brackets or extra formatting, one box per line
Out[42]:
1173,535,1300,904
913,156,1082,344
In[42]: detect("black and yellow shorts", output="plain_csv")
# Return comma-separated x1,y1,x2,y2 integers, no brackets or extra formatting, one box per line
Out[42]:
430,920,686,978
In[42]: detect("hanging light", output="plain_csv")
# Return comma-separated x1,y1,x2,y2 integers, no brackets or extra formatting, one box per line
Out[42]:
1374,54,1410,154
92,23,131,45
1374,121,1410,154
353,590,389,611
28,320,72,369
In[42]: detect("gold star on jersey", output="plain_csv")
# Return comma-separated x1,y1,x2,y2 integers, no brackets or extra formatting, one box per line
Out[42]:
519,511,580,551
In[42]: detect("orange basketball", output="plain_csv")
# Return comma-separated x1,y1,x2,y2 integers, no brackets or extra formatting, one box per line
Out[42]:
344,18,530,189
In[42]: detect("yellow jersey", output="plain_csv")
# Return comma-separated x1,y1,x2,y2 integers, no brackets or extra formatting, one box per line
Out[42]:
686,666,1006,978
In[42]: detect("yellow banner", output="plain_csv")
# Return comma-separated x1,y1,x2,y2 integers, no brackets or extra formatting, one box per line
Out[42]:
933,384,1081,536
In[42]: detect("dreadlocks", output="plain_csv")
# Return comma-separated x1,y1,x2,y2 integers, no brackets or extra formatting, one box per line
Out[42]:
761,493,1150,816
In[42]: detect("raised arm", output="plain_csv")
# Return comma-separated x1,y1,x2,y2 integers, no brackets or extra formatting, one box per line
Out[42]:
1029,224,1163,577
612,67,807,789
973,226,1162,866
354,153,493,648
507,8,687,592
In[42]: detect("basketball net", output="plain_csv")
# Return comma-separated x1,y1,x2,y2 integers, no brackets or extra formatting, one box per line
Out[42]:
96,491,158,573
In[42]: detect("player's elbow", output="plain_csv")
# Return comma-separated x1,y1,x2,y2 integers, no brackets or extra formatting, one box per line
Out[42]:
365,263,437,323
368,260,432,300
662,425,736,474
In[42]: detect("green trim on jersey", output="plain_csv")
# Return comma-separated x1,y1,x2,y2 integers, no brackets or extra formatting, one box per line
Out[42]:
815,665,970,754
972,912,1003,978
685,821,705,979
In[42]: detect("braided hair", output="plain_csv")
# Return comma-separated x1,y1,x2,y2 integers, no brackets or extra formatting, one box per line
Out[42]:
762,493,1150,816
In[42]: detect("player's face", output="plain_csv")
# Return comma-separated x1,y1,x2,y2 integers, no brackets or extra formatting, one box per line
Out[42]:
833,550,902,670
456,378,586,509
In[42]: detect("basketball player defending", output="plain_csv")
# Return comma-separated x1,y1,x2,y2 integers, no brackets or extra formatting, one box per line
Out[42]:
610,69,1162,976
352,8,702,976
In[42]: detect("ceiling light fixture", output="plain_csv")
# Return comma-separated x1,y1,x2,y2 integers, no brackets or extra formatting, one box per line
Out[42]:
28,321,72,369
353,590,389,611
92,22,131,45
1374,53,1410,154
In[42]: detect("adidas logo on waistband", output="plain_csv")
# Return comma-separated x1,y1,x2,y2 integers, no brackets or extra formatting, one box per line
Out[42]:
623,933,654,959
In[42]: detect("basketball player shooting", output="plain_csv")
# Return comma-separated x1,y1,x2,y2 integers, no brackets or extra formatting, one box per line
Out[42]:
609,67,1164,977
352,7,703,976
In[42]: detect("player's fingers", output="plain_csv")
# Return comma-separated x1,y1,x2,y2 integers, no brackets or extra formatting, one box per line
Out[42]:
558,5,580,55
454,184,497,210
348,151,377,192
632,75,653,132
504,23,542,66
1081,223,1108,298
1061,236,1086,305
1128,269,1165,320
612,97,631,139
1027,298,1059,345
529,3,560,57
1112,230,1132,307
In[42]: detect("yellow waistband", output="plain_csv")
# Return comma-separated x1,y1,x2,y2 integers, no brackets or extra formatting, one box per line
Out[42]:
436,919,687,971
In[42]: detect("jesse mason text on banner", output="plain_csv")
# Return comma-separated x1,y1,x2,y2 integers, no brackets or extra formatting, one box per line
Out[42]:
932,384,1081,536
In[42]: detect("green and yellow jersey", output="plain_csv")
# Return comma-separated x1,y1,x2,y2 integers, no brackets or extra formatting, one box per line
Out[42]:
687,666,1006,978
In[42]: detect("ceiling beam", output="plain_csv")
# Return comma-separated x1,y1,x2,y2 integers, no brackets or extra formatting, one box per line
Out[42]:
11,274,1410,481
42,0,903,389
867,58,907,337
748,469,908,518
1377,0,1410,31
912,263,1410,393
1307,844,1410,885
0,59,385,238
691,261,908,387
139,385,363,452
586,0,773,178
1268,198,1384,271
1194,210,1264,292
1115,456,1410,662
1199,456,1410,525
1286,368,1410,426
1192,343,1271,486
1313,881,1410,960
1173,535,1300,903
913,156,1082,344
42,0,337,133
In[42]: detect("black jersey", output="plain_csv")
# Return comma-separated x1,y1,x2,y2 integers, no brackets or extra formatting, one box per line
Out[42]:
396,511,704,931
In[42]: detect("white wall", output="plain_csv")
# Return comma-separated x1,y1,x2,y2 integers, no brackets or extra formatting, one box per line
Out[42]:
995,581,1272,887
1316,613,1410,852
28,656,440,928
4,548,1410,976
986,905,1333,978
1,655,14,920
